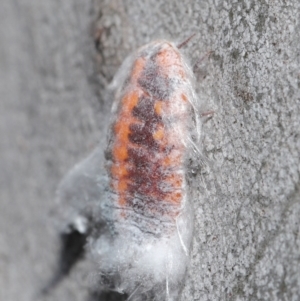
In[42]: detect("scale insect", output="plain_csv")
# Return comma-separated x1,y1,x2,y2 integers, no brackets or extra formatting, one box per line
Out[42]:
51,39,203,301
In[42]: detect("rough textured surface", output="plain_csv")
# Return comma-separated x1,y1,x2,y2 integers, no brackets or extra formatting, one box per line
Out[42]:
0,0,299,301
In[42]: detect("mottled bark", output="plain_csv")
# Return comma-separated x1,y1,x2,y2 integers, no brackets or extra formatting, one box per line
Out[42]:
1,0,299,300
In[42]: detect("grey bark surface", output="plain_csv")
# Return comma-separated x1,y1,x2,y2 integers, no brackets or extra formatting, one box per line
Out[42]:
1,0,299,300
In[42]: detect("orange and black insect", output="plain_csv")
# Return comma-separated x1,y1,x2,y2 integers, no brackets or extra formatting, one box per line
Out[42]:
51,39,200,301
107,41,198,233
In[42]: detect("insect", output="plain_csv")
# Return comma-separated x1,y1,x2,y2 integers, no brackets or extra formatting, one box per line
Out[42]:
49,39,201,301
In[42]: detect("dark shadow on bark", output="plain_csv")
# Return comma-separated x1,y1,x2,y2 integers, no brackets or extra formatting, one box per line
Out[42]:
41,228,87,295
88,290,128,301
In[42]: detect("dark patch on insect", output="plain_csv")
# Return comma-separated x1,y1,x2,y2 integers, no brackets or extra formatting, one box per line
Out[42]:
132,95,162,123
128,123,159,150
126,147,166,189
129,94,164,149
125,147,170,207
138,62,173,100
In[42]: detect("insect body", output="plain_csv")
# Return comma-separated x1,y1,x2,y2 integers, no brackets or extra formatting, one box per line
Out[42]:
55,40,199,301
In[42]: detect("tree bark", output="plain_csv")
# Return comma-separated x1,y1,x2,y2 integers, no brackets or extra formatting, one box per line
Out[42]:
1,0,299,300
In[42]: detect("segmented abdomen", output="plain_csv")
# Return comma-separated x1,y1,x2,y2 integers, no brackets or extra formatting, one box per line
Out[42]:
108,41,192,223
